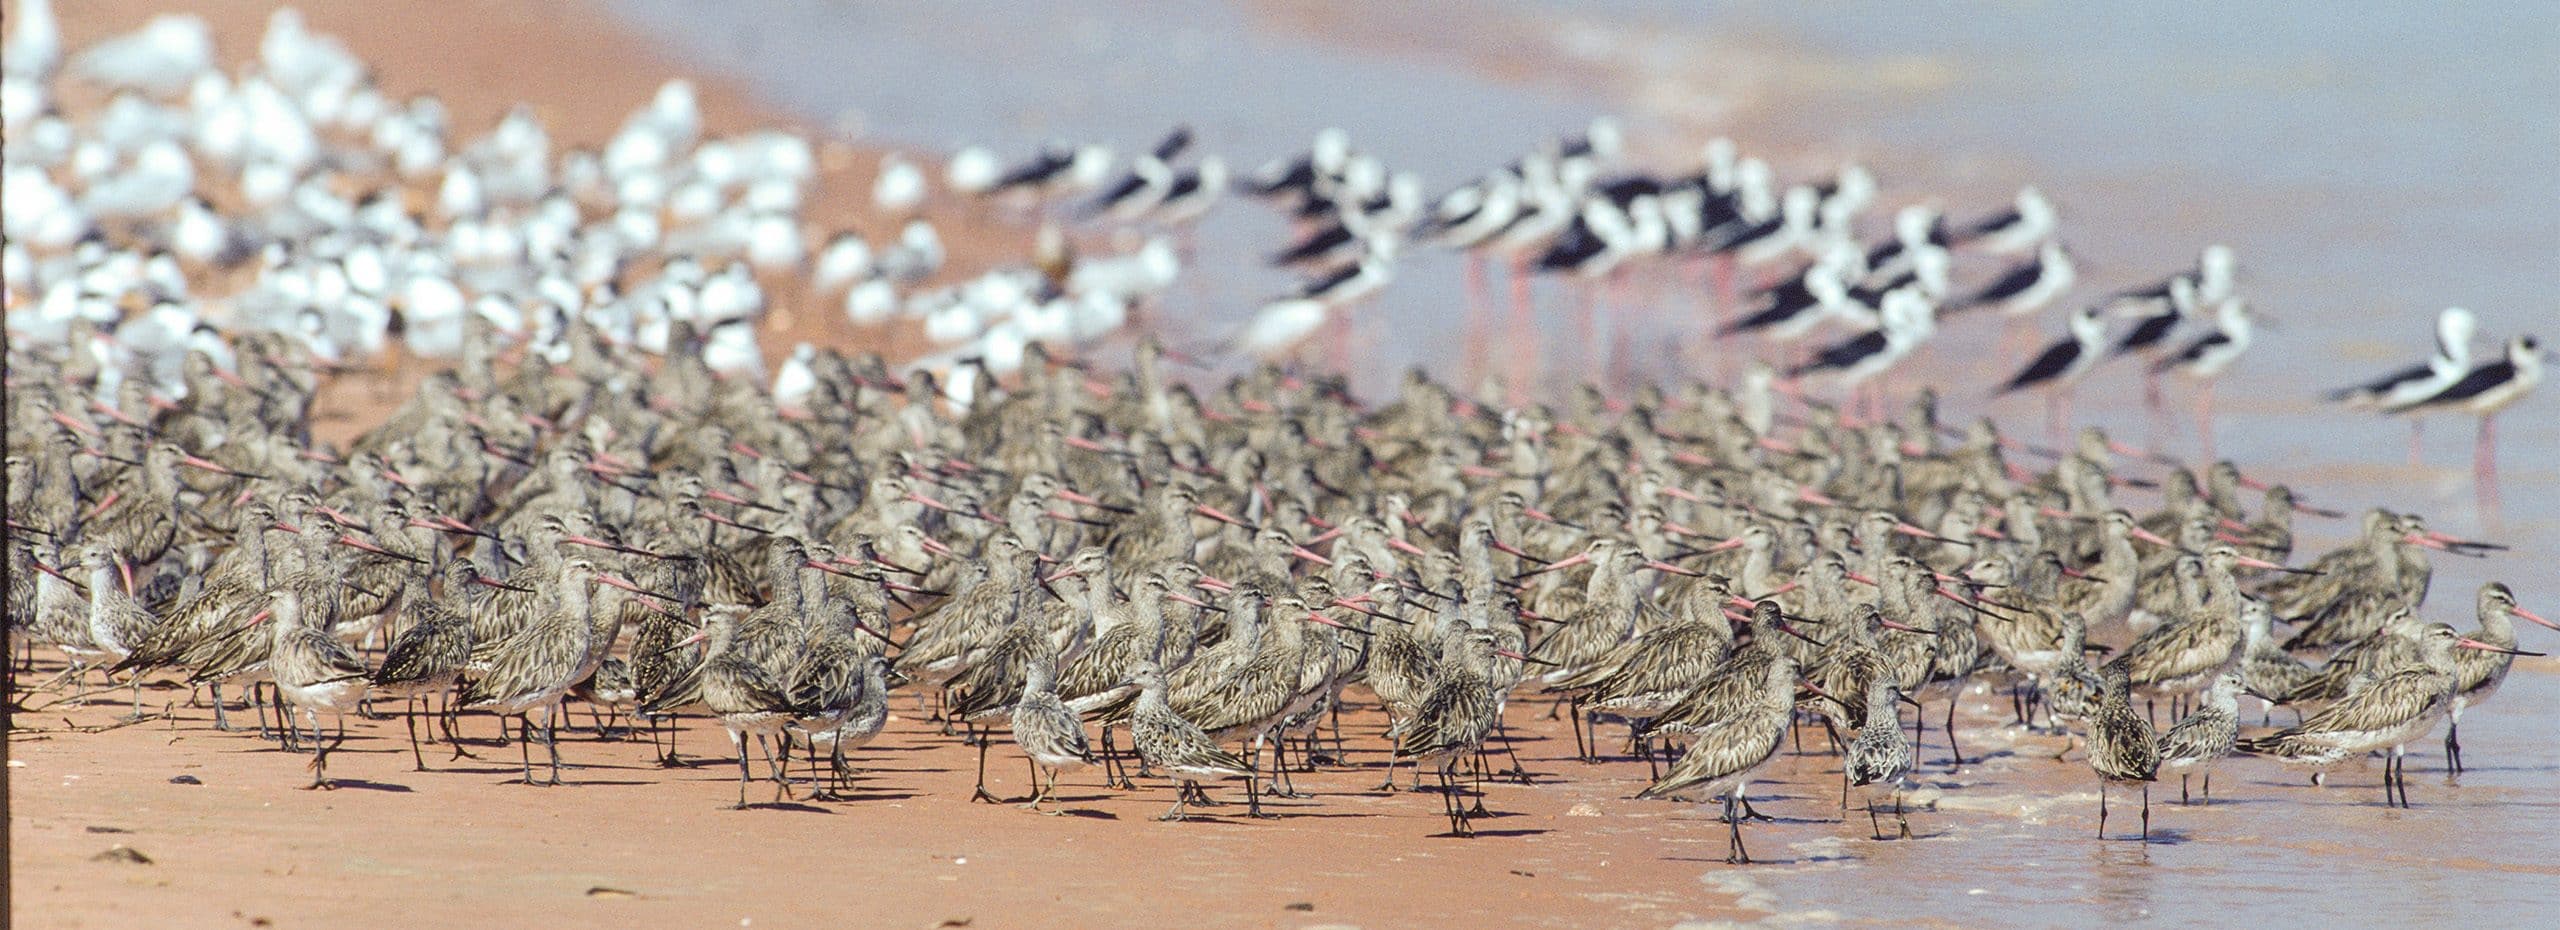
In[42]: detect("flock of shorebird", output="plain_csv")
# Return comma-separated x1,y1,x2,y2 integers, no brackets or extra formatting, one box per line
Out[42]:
7,3,2554,863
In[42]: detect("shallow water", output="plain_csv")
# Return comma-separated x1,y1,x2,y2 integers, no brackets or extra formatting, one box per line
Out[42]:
603,3,2560,921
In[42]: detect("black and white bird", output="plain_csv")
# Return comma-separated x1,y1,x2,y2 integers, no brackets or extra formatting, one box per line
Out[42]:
988,143,1112,202
1420,170,1524,252
1554,115,1625,176
1954,239,2075,319
1084,151,1174,223
1713,185,1818,270
1241,127,1351,209
2110,244,2234,357
1788,286,1937,398
1720,243,1863,340
1293,237,1398,305
1952,184,2057,256
1863,204,1949,283
1147,156,1227,228
2392,333,2546,509
1996,303,2108,438
2334,306,2479,464
1538,194,1666,280
2154,296,2255,458
2336,306,2477,410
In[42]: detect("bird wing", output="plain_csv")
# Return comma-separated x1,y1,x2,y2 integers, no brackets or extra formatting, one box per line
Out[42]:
1637,708,1783,799
1998,339,2082,394
1791,329,1888,378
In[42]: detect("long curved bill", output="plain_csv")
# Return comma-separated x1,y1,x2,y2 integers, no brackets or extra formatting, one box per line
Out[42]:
335,534,423,564
2511,606,2560,633
2457,637,2545,657
1514,549,1593,579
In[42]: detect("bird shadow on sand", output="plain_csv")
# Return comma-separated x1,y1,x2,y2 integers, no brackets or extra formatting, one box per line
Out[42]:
735,801,836,814
314,779,414,792
1440,827,1551,838
1052,808,1119,820
811,789,921,802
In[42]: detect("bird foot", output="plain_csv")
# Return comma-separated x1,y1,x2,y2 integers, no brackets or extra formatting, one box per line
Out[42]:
970,787,1002,804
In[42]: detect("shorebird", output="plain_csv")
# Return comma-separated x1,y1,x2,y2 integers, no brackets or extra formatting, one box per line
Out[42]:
2389,334,2544,511
372,560,524,769
2238,623,2538,807
2442,582,2557,773
1395,629,1526,837
1636,635,1799,864
2153,296,2254,457
2331,307,2475,464
1787,287,1938,416
2084,665,2160,840
646,605,819,808
459,559,650,786
1951,185,2056,257
2105,546,2284,714
1127,663,1258,822
2109,251,2211,386
1846,679,1923,840
1956,239,2075,320
2155,670,2241,804
266,580,370,790
70,542,162,718
1994,304,2106,439
1554,586,1737,772
1008,647,1095,813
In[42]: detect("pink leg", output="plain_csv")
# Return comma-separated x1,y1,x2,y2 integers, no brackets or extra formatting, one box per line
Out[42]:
1508,256,1537,406
2407,419,2425,469
2196,379,2218,462
1573,281,1598,379
1323,310,1352,373
1604,271,1632,389
1460,253,1490,384
2476,414,2500,517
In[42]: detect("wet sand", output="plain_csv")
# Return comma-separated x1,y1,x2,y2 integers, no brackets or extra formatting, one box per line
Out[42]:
16,650,2560,928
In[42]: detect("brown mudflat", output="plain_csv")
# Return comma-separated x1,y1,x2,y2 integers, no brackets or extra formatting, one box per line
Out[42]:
13,657,1787,929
